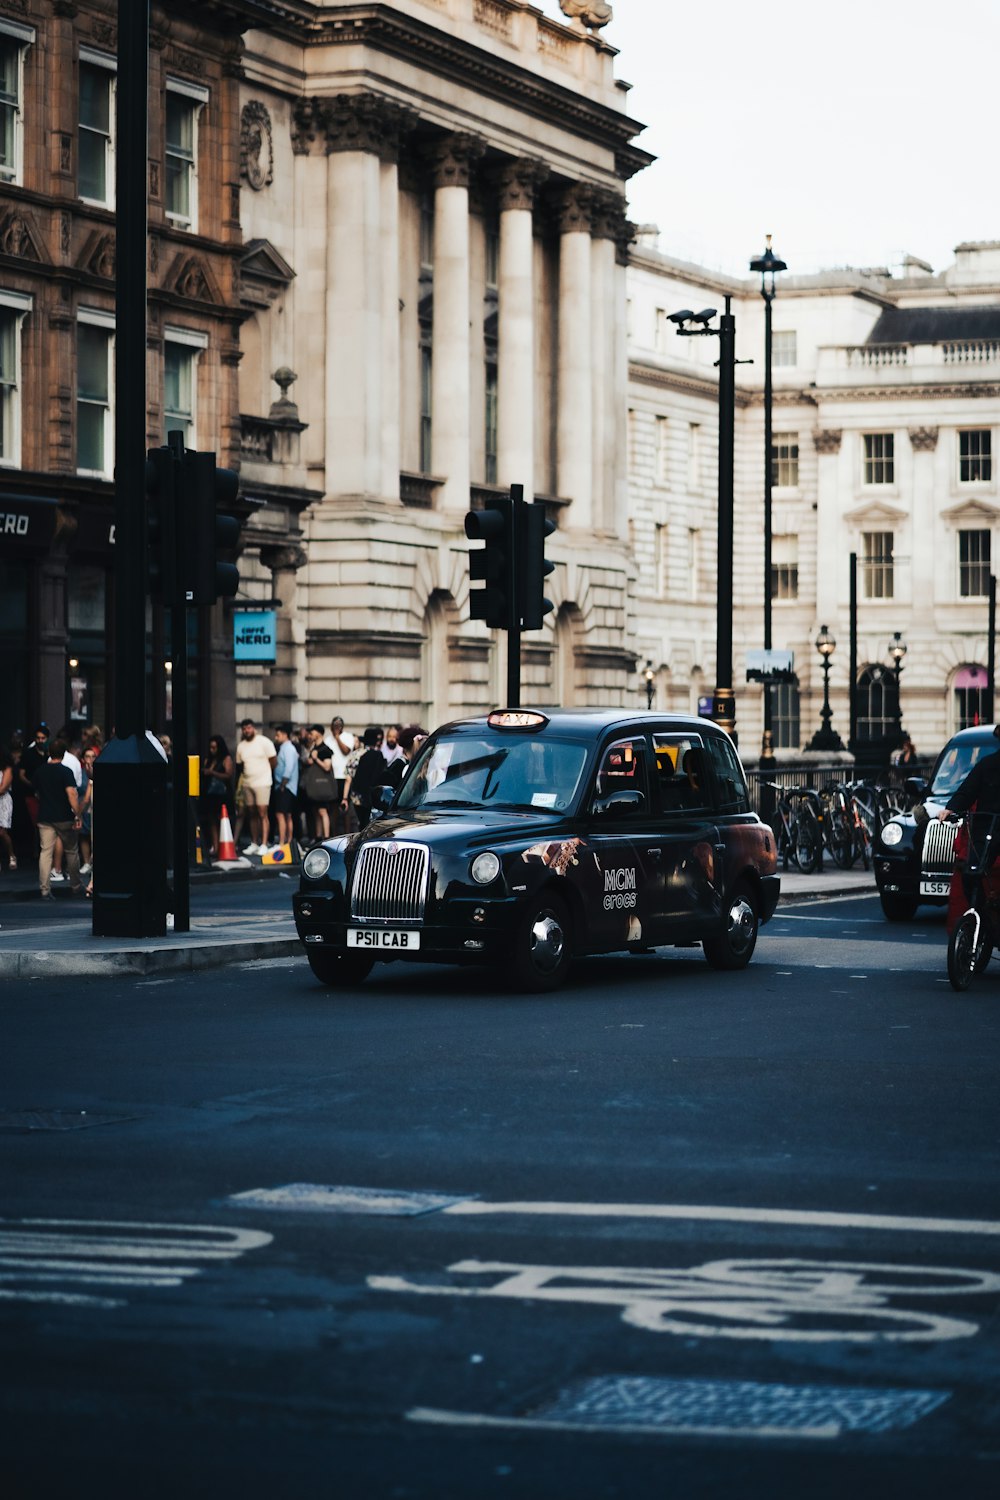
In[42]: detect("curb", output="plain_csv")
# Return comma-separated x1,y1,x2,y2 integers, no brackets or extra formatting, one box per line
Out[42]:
777,883,875,906
6,935,303,980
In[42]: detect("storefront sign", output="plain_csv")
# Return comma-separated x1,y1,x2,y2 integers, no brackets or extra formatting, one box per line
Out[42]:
0,495,59,552
233,610,277,663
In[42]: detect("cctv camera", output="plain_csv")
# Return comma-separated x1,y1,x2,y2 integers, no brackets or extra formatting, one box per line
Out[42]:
692,308,717,324
667,309,695,325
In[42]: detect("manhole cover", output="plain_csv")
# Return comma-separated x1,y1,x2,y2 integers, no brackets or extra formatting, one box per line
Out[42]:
535,1376,949,1436
0,1110,138,1133
228,1183,472,1217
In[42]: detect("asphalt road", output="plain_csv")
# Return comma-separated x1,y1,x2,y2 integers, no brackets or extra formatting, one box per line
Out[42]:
4,893,1000,1498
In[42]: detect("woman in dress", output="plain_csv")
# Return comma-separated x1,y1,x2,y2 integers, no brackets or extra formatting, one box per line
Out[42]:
201,734,235,858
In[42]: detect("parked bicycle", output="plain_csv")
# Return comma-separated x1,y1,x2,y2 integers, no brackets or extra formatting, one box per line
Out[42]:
946,810,999,992
766,784,825,874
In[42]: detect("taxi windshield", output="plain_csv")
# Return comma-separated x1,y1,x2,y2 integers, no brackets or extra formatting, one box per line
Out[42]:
932,740,999,797
395,731,589,814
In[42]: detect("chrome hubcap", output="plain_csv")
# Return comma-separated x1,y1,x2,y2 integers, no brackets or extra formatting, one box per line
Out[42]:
728,897,756,954
530,913,565,973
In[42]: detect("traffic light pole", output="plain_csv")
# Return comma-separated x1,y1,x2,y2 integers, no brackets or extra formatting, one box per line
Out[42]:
506,485,522,708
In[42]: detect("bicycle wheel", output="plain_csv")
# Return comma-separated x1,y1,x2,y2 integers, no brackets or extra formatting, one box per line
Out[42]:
948,912,979,993
827,793,855,869
793,812,821,874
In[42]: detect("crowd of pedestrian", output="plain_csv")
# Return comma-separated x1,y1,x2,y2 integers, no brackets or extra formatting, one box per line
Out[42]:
0,713,429,899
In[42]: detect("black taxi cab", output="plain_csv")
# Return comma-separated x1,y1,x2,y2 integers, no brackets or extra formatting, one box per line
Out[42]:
293,709,780,992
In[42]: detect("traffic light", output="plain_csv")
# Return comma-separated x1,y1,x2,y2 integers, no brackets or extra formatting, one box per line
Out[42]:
465,495,514,631
180,448,241,606
146,445,179,602
519,500,555,631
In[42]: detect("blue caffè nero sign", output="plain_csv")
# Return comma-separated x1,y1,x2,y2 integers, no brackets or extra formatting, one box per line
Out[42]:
233,610,278,663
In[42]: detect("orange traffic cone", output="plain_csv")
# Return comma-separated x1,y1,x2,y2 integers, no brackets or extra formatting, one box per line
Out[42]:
217,804,237,862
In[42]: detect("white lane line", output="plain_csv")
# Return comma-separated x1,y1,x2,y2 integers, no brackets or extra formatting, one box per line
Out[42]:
406,1408,839,1442
442,1199,1000,1237
0,1219,273,1306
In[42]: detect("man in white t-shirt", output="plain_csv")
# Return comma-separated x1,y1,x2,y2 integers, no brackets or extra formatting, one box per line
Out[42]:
235,718,277,853
324,716,355,834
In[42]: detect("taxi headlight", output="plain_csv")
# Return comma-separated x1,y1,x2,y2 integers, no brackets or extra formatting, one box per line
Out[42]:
303,846,333,880
471,851,501,885
881,821,904,847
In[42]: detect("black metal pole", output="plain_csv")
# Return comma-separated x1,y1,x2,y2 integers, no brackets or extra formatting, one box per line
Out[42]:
849,551,858,753
989,573,996,725
170,599,190,931
762,287,773,742
113,0,149,734
506,484,522,708
713,296,736,739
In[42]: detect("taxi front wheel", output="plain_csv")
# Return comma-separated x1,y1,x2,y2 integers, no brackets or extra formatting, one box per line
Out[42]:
306,948,375,988
510,892,572,993
703,880,759,970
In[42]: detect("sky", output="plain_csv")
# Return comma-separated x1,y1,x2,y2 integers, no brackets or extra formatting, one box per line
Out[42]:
538,0,998,279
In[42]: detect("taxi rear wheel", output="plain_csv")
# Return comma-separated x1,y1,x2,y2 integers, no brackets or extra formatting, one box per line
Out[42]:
306,948,375,988
511,892,572,993
703,880,759,970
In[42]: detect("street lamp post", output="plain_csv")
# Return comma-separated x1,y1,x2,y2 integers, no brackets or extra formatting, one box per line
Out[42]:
809,624,844,751
889,630,907,735
644,660,654,711
669,298,739,739
749,235,787,765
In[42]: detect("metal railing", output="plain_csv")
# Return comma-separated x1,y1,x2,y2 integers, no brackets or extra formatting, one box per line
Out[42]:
744,761,933,820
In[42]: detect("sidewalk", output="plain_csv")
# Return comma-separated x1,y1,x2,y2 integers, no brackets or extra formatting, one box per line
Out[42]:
0,859,877,980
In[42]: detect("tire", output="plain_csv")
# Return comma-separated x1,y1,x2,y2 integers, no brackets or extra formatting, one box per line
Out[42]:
704,879,759,971
306,947,374,988
879,891,918,923
793,814,821,874
947,912,979,993
510,891,573,993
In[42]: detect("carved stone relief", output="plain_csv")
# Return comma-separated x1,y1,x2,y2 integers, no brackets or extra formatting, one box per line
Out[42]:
495,158,549,213
241,101,274,191
813,429,843,454
426,133,486,191
558,0,613,29
908,426,939,451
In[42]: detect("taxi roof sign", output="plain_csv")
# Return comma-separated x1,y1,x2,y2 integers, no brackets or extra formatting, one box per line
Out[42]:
487,710,549,730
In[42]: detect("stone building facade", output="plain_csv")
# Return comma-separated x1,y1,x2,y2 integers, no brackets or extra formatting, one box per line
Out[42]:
626,238,1000,758
234,0,650,733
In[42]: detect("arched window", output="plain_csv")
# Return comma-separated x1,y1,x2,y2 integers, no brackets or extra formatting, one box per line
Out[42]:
857,664,898,742
953,664,988,731
768,676,800,750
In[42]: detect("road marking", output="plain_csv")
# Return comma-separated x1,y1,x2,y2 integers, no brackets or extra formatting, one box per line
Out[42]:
371,1258,997,1343
229,1184,472,1217
441,1198,1000,1237
407,1407,840,1442
0,1219,272,1307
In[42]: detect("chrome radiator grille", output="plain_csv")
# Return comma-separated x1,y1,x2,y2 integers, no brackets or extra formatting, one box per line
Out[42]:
921,819,958,871
350,843,430,924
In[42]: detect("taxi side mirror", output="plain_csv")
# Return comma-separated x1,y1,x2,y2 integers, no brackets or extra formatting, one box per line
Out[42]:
904,776,928,801
592,789,645,818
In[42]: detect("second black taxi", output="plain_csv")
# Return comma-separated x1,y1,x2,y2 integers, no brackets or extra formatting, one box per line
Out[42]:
293,708,780,992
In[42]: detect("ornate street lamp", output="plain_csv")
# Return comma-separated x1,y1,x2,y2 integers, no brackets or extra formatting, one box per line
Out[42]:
749,235,787,765
889,630,907,733
644,660,654,711
809,624,844,751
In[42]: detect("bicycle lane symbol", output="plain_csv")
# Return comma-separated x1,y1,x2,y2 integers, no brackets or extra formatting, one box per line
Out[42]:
368,1258,1000,1343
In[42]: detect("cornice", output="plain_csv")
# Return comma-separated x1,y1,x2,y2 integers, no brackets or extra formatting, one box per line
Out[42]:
629,361,753,407
263,5,651,174
814,383,1000,402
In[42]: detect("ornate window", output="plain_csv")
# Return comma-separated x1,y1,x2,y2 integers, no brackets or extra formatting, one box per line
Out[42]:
0,289,30,466
772,330,797,367
857,664,898,742
769,677,800,750
165,79,208,230
0,19,33,186
770,534,798,600
771,432,799,488
959,528,991,597
954,665,988,731
79,50,115,206
863,432,894,485
959,429,991,484
862,530,894,599
164,327,207,447
76,309,114,476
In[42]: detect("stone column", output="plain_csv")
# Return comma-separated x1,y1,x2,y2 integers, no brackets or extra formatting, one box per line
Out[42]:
378,106,417,504
590,189,625,533
556,184,594,525
909,426,938,611
429,134,484,509
321,95,398,501
291,97,332,484
813,428,844,626
261,543,308,722
496,159,547,500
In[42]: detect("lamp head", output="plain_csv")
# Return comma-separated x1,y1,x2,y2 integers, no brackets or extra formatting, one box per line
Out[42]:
749,233,788,278
815,624,836,658
889,630,907,665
